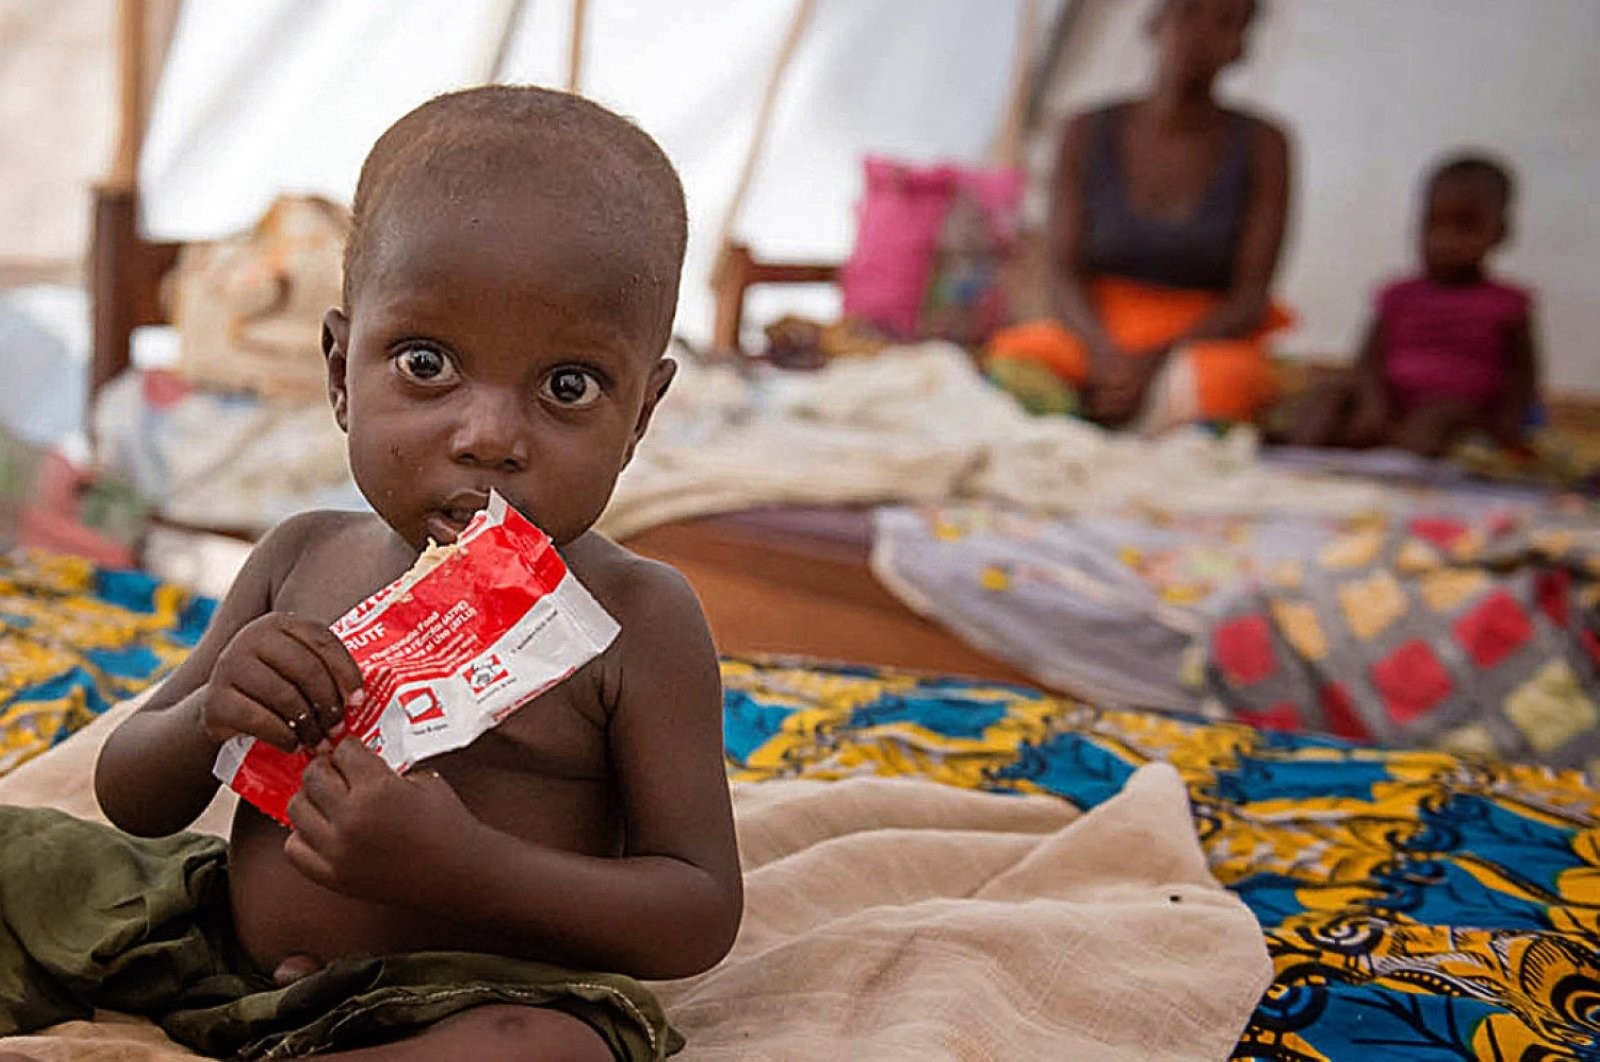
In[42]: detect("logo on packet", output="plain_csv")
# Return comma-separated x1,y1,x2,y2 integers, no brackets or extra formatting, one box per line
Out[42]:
400,688,445,725
462,654,511,697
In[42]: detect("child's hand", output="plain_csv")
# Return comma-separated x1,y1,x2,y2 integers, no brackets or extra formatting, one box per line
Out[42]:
1347,389,1391,450
202,613,363,752
1488,406,1531,452
283,740,479,907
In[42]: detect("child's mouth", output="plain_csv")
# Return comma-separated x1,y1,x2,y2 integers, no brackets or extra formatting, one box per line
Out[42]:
425,499,489,544
424,513,468,545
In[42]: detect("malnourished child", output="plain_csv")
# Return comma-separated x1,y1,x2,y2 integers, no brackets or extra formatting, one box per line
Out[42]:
1,86,740,1061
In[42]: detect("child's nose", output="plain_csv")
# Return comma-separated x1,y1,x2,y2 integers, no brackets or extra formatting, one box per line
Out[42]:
449,398,529,473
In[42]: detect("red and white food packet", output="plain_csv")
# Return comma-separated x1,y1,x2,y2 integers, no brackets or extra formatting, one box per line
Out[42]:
213,491,619,823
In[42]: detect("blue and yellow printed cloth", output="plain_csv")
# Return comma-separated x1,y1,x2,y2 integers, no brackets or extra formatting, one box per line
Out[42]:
723,658,1600,1061
0,551,212,774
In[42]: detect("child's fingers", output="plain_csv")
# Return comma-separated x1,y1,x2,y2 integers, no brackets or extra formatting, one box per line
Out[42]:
286,787,338,849
282,622,365,704
282,830,338,890
300,754,350,815
331,736,392,781
224,652,310,716
232,655,328,747
256,632,344,734
204,687,299,752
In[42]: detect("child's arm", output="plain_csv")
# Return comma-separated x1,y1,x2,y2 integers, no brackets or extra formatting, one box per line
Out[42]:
1346,316,1392,447
95,515,361,836
1490,312,1539,447
282,565,742,979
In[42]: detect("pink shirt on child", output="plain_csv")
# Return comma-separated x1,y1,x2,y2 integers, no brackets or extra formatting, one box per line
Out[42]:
1378,276,1531,413
1382,275,1529,412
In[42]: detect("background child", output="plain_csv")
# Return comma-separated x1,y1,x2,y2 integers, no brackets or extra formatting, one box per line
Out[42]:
1290,154,1539,456
0,86,742,1061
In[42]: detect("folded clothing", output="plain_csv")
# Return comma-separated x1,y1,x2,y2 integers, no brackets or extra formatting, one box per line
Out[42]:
0,807,677,1060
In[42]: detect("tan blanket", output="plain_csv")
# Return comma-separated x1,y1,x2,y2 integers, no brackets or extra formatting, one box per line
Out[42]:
0,700,1270,1060
599,344,1385,539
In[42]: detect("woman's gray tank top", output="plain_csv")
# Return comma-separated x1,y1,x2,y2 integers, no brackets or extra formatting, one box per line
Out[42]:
1079,104,1252,293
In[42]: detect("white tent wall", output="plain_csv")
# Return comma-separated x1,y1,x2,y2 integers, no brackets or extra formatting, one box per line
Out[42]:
8,2,1592,393
140,0,495,239
0,0,115,276
138,0,1034,350
1043,0,1600,395
681,0,1029,336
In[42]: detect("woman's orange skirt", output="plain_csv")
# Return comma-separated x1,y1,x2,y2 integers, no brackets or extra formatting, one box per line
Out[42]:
987,277,1292,422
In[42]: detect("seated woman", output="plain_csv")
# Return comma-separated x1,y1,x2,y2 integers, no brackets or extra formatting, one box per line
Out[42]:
988,0,1292,428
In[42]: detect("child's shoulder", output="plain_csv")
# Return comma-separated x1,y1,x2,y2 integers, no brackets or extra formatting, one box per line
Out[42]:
1374,274,1431,307
561,533,712,663
1376,275,1533,318
562,533,703,627
257,508,385,562
1481,277,1535,314
249,509,399,600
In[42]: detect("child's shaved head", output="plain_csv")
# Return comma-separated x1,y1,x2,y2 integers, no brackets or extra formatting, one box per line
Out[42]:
343,86,687,348
1427,153,1515,214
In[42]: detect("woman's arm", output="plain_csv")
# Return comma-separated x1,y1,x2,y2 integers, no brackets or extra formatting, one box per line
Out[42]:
1048,113,1120,370
1177,119,1292,344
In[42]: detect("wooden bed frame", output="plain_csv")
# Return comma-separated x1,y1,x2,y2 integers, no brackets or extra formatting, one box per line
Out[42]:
624,508,1035,684
87,195,1037,685
709,242,838,354
90,185,178,400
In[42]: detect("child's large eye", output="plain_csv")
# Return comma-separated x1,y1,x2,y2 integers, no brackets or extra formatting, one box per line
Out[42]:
395,345,458,385
540,368,603,408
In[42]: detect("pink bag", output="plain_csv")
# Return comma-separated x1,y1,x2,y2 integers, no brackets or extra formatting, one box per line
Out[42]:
839,157,1024,341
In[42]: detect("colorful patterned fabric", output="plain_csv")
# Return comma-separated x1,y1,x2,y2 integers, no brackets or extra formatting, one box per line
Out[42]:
1200,505,1600,769
721,657,1600,1060
872,502,1344,708
870,482,1540,711
0,551,213,775
871,476,1600,767
1452,430,1600,496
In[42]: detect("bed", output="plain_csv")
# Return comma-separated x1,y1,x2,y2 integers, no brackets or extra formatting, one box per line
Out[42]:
2,550,1599,1057
622,507,1036,685
634,255,1600,763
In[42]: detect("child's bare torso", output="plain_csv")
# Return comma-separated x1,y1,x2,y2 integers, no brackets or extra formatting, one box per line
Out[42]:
227,513,626,973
